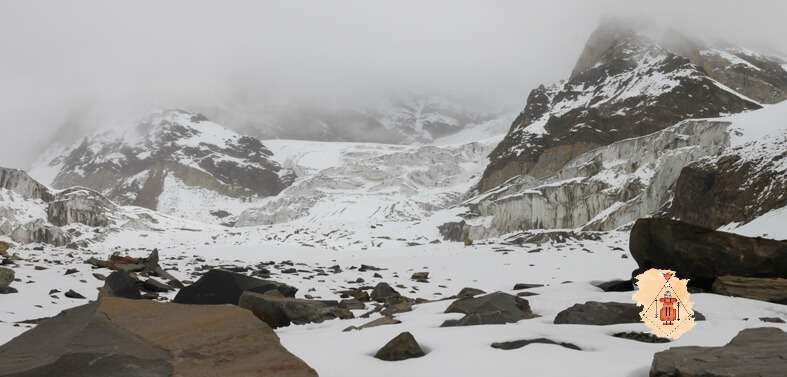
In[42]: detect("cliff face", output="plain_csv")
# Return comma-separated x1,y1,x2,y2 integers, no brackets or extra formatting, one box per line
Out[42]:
479,20,761,193
32,110,291,222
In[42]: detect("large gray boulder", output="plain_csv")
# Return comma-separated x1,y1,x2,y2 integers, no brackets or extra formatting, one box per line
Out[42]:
441,291,537,327
554,301,640,325
239,291,353,328
630,218,787,288
650,327,787,377
173,269,297,305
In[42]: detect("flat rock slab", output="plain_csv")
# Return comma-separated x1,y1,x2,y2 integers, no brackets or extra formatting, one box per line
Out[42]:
173,268,297,305
712,275,787,304
442,291,537,327
491,338,581,351
0,297,317,377
554,301,641,325
651,327,787,377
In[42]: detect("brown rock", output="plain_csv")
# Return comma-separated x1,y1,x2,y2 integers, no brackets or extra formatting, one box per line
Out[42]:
712,276,787,304
374,332,426,361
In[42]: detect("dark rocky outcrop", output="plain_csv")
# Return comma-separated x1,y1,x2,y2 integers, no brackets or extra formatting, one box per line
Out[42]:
630,218,787,288
712,276,787,304
47,188,115,227
238,291,353,328
667,150,787,230
593,279,635,292
554,301,641,325
650,327,787,377
441,292,537,327
478,19,760,193
173,269,297,305
613,331,670,343
370,282,401,303
374,332,426,361
491,338,581,351
0,297,317,377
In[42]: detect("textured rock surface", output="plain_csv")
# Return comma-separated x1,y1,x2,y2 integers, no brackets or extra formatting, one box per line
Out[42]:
553,301,641,325
374,332,426,361
479,19,759,193
0,297,318,377
650,327,787,377
173,269,297,305
239,291,352,328
0,267,13,290
491,338,581,351
442,291,537,327
712,276,787,304
630,218,787,288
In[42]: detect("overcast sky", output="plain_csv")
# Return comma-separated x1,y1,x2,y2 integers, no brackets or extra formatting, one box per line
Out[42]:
2,1,786,169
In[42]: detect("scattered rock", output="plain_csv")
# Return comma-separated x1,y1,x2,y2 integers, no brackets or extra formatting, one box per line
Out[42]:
491,338,581,351
64,268,78,275
92,273,106,281
100,270,142,299
513,283,543,290
456,287,486,298
593,279,634,292
554,301,640,325
630,218,787,288
712,275,787,304
64,289,85,299
442,292,537,327
612,331,670,343
173,269,297,305
516,291,539,297
0,267,13,290
371,282,400,302
239,291,353,328
411,272,429,281
339,298,365,310
374,332,426,361
343,316,401,332
651,327,787,377
0,297,318,376
760,317,785,324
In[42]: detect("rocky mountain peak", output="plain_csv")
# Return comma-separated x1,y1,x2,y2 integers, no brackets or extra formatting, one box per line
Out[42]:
32,109,290,222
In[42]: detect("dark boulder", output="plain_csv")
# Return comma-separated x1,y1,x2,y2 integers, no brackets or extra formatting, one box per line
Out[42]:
456,287,486,298
374,332,426,361
100,270,142,299
651,327,787,377
629,218,787,288
441,291,537,327
370,282,400,303
64,290,85,299
593,279,634,292
612,331,670,343
0,267,13,290
238,291,352,328
173,269,296,305
513,283,544,290
554,301,640,325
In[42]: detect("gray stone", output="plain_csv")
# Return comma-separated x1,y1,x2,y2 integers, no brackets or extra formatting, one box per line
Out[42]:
173,269,297,305
239,291,353,328
712,275,787,304
0,267,13,290
651,327,787,377
491,338,581,351
371,282,400,303
374,332,426,361
554,301,640,325
441,291,537,327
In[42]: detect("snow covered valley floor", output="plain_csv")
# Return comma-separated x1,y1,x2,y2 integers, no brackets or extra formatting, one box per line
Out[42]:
2,230,785,377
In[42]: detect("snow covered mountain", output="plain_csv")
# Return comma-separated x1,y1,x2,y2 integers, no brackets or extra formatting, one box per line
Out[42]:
448,18,787,240
205,94,502,145
31,110,292,223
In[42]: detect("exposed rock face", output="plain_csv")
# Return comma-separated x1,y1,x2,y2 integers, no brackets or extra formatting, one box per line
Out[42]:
0,168,52,202
650,327,787,377
664,30,787,104
453,119,731,238
374,332,426,361
441,291,537,327
239,291,353,328
173,269,297,305
479,19,759,193
666,129,787,229
0,297,318,377
553,301,641,325
47,188,115,227
712,276,787,304
629,218,787,288
34,110,289,220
